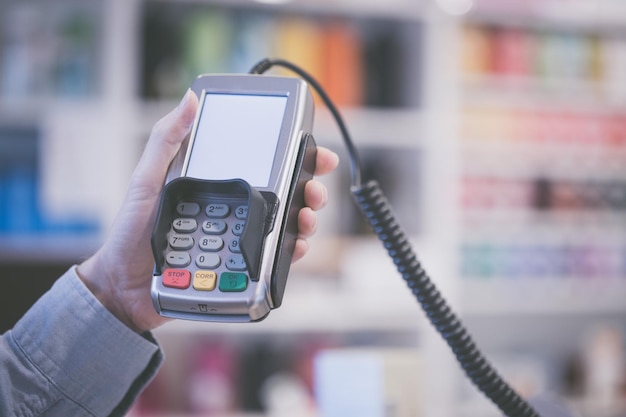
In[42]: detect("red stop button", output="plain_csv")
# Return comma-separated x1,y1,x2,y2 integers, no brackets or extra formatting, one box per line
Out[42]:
163,269,191,289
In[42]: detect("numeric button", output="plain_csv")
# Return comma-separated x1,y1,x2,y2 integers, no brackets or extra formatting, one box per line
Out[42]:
202,220,226,235
199,236,224,251
169,234,194,250
173,218,197,233
205,204,230,218
176,202,200,216
196,253,221,269
235,205,248,219
232,221,245,236
229,238,241,253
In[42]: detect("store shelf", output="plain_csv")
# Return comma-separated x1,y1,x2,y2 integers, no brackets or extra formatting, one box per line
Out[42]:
0,0,104,99
139,0,422,107
449,8,626,415
466,0,626,33
462,278,626,316
457,13,626,290
0,234,102,263
461,75,611,109
144,0,423,19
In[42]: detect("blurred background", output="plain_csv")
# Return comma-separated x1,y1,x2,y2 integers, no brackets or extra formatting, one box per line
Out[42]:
2,0,626,416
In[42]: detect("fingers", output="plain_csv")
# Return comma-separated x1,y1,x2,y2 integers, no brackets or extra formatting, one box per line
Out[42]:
292,147,338,262
303,147,337,210
291,238,309,263
304,180,328,211
314,147,339,176
297,207,317,239
293,207,316,263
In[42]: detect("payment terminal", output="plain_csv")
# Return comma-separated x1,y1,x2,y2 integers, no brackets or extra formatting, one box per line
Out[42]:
150,74,316,322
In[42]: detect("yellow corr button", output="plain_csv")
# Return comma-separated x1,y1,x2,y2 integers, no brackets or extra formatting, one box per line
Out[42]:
193,270,217,291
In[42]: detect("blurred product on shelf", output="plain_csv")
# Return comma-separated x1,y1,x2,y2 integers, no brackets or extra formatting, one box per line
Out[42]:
0,126,99,236
460,23,604,87
314,348,422,417
140,4,417,108
0,3,100,99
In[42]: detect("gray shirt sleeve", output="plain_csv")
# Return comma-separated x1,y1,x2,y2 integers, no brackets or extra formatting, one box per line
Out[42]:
0,266,163,417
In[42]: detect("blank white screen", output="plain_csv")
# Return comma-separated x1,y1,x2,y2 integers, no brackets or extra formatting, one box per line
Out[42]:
186,93,288,187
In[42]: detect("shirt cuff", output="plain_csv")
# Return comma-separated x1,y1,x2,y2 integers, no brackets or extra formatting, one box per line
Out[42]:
11,266,163,416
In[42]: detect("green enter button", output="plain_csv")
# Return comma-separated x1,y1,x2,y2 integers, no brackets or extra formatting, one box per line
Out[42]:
219,272,248,292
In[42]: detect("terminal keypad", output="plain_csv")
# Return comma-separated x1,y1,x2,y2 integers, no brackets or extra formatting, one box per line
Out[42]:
161,199,249,293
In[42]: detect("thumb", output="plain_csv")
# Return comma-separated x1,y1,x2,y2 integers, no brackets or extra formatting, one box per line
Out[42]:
131,89,199,193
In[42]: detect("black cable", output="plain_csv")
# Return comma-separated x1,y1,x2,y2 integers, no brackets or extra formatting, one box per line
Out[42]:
352,181,539,417
250,58,542,417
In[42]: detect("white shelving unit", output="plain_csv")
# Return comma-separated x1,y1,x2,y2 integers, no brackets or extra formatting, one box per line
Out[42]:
451,3,626,416
457,8,626,307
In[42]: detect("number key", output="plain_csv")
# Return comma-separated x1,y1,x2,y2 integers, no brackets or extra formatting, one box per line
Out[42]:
235,205,248,219
196,253,221,269
229,238,241,253
202,220,226,235
173,218,197,233
232,221,245,236
199,236,224,251
176,202,201,216
205,203,230,218
169,234,194,250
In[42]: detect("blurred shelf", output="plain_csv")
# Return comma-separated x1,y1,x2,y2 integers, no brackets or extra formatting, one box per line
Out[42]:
466,1,626,33
461,278,626,316
144,0,424,20
0,234,102,263
0,98,110,130
462,150,626,183
462,212,626,238
461,75,615,111
456,5,626,340
0,98,62,124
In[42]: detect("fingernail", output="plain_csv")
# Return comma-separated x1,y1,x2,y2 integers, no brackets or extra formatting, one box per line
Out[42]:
319,182,329,209
177,89,196,129
330,150,340,167
177,89,192,110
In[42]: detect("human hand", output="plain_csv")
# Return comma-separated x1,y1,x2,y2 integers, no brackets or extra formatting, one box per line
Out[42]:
77,90,339,333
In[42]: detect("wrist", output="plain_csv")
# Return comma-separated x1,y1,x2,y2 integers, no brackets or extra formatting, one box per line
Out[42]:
77,255,143,333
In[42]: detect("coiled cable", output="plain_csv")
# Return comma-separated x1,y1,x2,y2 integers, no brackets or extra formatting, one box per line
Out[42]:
251,58,541,417
352,180,539,417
